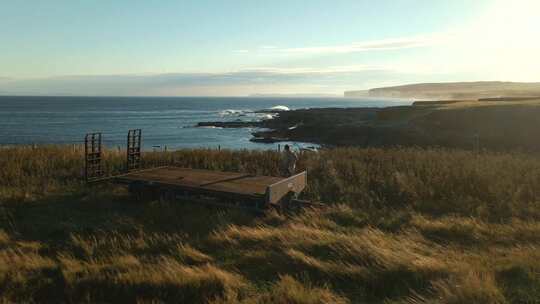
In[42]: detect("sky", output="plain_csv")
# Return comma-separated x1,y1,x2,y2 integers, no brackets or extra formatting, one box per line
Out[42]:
1,0,539,96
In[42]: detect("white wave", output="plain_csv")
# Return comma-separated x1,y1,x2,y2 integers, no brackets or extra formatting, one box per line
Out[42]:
261,114,277,120
219,109,252,117
268,105,290,111
253,112,277,120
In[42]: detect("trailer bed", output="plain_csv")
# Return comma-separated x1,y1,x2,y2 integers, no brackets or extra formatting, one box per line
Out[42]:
112,167,306,207
84,130,310,211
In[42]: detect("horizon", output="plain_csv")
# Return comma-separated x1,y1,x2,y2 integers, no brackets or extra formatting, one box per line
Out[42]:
1,0,539,96
2,80,540,99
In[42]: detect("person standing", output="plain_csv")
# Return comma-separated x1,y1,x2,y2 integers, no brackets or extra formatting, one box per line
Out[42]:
281,144,298,177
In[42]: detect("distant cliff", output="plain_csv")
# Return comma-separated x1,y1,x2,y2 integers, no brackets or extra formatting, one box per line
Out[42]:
345,81,540,100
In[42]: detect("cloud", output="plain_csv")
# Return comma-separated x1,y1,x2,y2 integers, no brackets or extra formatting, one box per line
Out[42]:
236,65,388,74
238,35,443,55
0,66,400,96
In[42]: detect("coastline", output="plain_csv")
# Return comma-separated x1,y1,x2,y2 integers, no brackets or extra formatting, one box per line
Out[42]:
197,98,540,151
0,95,408,150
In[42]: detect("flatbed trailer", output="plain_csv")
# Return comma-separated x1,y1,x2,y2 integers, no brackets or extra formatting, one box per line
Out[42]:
114,166,307,210
84,130,318,211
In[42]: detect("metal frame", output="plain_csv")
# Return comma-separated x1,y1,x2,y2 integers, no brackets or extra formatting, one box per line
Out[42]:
84,132,103,182
127,129,142,171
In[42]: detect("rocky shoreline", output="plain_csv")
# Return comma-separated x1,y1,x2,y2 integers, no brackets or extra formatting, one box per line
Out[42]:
197,107,381,145
196,99,540,151
197,121,264,128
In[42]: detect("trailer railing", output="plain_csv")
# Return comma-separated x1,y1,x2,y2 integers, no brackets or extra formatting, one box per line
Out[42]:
84,132,103,182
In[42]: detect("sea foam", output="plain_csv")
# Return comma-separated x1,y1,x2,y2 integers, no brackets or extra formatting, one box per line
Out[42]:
268,105,290,111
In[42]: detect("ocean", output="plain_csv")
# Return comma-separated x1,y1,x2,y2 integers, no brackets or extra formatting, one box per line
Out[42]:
0,96,411,150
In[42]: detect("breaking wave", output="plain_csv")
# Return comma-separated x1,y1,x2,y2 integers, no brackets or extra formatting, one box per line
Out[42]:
268,105,290,111
219,109,252,117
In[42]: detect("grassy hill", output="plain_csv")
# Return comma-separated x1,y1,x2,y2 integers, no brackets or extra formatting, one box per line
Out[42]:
1,146,540,303
345,81,540,100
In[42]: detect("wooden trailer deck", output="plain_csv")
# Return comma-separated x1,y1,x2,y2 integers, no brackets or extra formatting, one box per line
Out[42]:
84,130,312,211
112,166,307,207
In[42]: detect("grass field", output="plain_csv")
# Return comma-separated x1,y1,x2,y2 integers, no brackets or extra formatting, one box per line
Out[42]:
1,146,540,303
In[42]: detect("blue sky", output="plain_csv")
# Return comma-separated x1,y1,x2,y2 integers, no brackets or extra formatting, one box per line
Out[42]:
1,0,539,96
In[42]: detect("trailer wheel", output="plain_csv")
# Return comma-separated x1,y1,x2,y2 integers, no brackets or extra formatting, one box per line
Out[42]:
129,182,159,202
128,182,144,201
159,189,176,203
279,192,298,213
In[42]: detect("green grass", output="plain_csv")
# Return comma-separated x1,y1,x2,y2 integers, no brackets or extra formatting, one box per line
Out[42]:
1,145,540,303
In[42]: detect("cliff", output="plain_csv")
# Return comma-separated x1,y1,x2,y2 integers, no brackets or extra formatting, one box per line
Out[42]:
345,81,540,100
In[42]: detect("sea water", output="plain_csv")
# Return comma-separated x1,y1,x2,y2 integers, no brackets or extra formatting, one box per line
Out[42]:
0,96,411,150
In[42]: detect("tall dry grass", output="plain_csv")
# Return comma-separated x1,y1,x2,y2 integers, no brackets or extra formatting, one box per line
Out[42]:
1,145,540,303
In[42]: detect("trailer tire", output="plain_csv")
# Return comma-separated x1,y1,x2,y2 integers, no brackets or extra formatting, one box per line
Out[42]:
128,182,144,201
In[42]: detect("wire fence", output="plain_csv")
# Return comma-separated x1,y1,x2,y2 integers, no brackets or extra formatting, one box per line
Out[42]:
0,127,311,153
